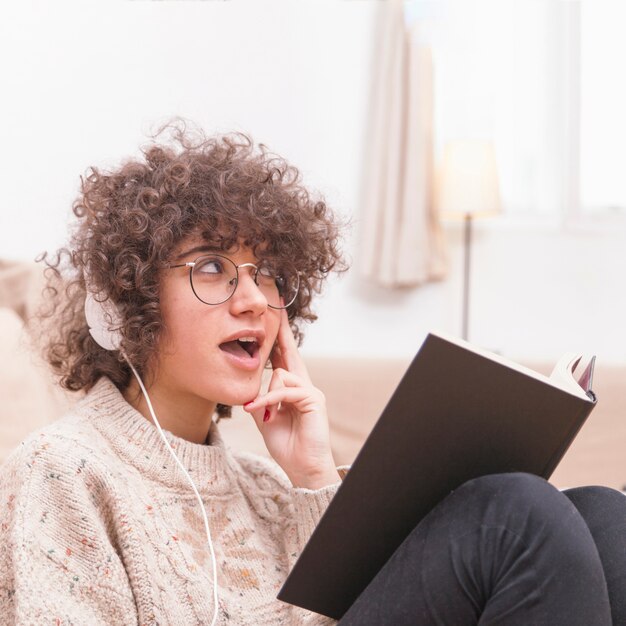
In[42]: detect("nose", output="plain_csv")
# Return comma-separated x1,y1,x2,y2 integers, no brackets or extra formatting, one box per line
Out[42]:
228,266,268,316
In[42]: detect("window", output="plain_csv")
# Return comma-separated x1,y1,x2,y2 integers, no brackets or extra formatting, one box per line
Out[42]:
410,0,624,220
579,0,626,215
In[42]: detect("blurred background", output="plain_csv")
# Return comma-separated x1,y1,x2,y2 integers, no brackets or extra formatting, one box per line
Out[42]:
1,0,625,363
1,0,625,486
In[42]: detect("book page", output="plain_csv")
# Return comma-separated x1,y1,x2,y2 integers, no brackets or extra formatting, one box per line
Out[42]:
549,353,595,400
430,330,591,402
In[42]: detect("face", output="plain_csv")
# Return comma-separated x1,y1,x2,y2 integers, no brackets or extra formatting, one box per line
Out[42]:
149,236,282,412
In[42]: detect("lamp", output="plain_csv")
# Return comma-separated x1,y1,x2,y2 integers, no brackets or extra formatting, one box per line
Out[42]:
437,140,502,341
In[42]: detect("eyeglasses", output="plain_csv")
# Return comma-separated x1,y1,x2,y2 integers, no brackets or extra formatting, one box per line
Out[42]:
167,254,299,309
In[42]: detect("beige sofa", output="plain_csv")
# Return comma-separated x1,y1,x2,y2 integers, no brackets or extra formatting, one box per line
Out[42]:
2,260,625,490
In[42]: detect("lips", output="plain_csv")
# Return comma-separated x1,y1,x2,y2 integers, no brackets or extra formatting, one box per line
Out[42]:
218,330,265,370
219,329,266,347
219,339,259,359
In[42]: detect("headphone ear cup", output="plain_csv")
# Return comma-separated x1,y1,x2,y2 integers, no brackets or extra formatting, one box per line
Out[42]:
84,291,123,351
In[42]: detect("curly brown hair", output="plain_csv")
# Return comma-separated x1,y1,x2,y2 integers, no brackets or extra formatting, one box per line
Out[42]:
38,121,349,418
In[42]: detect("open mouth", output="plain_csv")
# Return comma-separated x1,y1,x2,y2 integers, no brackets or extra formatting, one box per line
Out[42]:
218,338,260,360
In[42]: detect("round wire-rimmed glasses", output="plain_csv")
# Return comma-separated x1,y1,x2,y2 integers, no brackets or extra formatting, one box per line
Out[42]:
167,254,299,309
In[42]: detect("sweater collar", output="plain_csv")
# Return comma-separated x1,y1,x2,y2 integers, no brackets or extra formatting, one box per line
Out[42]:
79,377,237,495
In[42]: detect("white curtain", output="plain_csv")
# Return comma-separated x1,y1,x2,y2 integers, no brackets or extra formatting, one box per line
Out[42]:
359,0,448,288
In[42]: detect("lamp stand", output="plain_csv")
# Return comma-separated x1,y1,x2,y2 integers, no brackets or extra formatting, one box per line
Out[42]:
462,213,472,341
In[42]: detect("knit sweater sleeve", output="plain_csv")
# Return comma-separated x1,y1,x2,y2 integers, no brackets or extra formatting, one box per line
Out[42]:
230,452,349,570
284,465,350,566
0,432,139,626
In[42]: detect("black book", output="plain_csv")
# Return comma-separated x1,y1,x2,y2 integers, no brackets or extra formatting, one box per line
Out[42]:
278,331,597,620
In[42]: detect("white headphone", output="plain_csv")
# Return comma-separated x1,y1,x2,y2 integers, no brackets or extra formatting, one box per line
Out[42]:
84,291,123,351
84,283,220,625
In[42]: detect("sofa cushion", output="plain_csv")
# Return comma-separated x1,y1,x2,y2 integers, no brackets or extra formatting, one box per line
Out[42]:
0,308,75,462
0,260,624,490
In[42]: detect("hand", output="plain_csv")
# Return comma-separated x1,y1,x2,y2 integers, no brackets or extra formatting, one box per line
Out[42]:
242,306,340,490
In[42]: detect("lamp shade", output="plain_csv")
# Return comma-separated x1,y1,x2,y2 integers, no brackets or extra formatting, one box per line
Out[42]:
436,140,502,219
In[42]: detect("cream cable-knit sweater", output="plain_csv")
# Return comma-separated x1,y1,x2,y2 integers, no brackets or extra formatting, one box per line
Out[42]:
0,377,348,625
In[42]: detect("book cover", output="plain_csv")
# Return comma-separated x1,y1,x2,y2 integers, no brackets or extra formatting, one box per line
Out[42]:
278,332,597,620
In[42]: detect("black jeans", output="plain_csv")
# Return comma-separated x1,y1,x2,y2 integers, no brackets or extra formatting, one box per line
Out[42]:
339,473,626,625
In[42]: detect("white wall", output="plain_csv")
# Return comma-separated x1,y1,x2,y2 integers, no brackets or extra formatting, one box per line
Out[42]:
1,0,625,365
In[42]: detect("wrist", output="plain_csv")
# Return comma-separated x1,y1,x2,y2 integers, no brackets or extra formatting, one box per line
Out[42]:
289,465,341,490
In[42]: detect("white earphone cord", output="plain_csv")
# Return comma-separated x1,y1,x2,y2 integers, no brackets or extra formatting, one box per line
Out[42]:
124,354,219,626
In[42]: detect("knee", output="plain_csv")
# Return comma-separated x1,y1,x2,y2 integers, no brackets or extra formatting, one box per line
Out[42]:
563,484,626,506
421,473,606,579
562,485,626,526
453,472,570,523
459,471,555,502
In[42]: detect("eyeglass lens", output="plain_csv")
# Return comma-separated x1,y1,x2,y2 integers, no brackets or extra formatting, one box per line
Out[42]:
190,255,298,308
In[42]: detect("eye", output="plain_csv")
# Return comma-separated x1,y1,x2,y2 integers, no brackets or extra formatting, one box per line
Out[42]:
258,261,294,283
195,257,225,274
257,263,283,285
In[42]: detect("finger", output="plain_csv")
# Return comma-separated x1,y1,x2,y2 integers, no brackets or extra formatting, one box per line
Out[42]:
243,368,304,416
243,368,286,424
264,365,288,415
243,369,288,417
267,367,306,389
243,369,310,416
275,307,311,383
246,404,272,430
243,386,321,416
270,341,286,371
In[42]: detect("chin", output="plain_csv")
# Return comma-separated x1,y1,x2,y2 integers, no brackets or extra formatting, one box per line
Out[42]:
219,379,264,407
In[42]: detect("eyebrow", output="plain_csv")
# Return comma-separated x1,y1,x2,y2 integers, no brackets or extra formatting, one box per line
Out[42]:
174,244,224,261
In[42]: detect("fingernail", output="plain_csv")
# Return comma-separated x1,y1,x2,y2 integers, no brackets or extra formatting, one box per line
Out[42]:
263,409,270,422
244,401,254,407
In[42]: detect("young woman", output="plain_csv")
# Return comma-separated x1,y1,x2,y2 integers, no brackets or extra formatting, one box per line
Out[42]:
0,125,624,626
